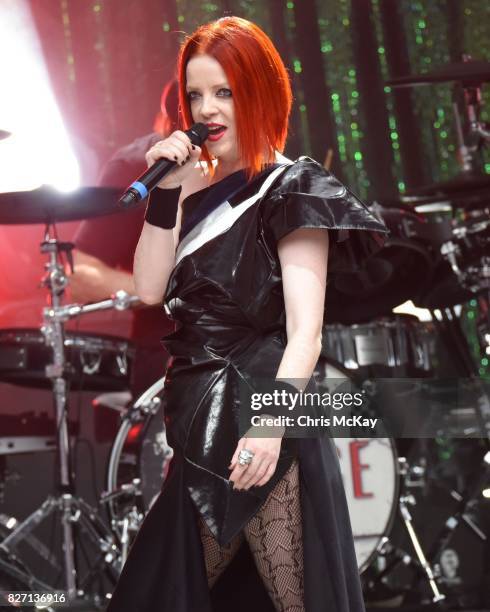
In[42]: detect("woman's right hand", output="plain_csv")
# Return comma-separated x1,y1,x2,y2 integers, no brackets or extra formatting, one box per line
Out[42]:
145,130,202,189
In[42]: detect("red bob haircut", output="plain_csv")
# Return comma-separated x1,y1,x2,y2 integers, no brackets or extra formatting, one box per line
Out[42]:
178,17,292,179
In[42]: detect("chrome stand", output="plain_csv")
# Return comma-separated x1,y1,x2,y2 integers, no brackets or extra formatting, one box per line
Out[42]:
0,224,139,607
398,494,445,603
365,457,447,606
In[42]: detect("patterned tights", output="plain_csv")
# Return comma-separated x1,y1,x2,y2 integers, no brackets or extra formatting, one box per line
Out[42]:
198,459,304,612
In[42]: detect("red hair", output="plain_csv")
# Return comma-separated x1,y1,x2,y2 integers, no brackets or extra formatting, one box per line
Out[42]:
178,17,292,179
153,79,179,135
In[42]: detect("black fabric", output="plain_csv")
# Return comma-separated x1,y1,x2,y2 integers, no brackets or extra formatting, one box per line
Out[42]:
262,156,388,274
179,168,248,240
106,440,364,612
261,157,392,324
145,185,182,229
179,164,281,241
106,156,388,612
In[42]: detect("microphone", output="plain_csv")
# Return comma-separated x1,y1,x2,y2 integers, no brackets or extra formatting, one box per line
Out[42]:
118,123,209,209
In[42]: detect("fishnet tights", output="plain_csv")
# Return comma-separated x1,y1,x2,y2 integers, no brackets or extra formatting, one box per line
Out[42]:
198,459,304,612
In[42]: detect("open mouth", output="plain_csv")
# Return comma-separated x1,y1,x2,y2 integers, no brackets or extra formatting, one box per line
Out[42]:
207,125,227,141
208,124,225,134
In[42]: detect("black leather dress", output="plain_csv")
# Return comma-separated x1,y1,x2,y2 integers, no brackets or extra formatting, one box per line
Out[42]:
106,157,389,612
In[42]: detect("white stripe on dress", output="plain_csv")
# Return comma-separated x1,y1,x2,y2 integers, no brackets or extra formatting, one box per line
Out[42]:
175,162,292,265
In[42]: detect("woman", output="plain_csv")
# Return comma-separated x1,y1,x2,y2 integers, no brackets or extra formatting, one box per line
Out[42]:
106,16,388,612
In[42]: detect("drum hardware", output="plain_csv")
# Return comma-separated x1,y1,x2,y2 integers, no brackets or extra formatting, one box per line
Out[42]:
431,308,481,377
80,350,102,376
0,209,140,606
0,436,56,456
109,507,143,568
115,354,128,377
367,520,442,601
403,460,427,489
440,241,463,281
363,457,447,605
105,377,171,550
398,493,446,603
426,451,489,566
100,481,145,566
0,329,134,391
0,514,61,572
373,537,413,575
0,533,55,610
439,210,490,295
387,55,490,184
100,479,143,504
321,317,435,377
430,307,490,442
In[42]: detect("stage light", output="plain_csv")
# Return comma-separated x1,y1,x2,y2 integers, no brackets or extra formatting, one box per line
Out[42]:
0,0,79,193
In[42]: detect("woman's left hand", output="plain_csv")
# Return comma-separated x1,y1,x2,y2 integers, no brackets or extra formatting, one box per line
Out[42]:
228,431,282,491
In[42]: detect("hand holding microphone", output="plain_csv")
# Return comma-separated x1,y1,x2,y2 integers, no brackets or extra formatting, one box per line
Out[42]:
119,123,208,209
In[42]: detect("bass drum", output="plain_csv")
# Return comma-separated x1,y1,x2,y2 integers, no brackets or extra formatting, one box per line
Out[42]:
105,377,173,538
314,360,399,573
107,366,399,573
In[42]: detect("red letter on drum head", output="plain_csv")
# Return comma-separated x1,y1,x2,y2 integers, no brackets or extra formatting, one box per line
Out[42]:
349,440,373,499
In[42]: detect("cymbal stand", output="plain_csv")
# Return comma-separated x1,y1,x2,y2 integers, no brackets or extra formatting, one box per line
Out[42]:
364,458,446,605
0,224,139,606
428,449,489,557
455,54,490,174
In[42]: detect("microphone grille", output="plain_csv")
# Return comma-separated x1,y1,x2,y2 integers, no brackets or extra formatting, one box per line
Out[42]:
188,123,209,146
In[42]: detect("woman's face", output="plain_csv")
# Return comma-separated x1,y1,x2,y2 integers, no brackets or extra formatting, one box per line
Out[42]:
185,54,239,166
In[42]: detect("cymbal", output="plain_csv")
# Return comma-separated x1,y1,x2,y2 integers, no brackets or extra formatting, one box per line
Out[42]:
386,59,490,88
0,186,129,225
376,182,490,211
404,173,490,197
0,130,11,141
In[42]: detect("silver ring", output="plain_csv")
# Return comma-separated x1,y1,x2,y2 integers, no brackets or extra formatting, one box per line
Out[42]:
238,449,255,466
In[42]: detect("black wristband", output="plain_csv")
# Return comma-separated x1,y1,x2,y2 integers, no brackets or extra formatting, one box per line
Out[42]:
144,185,182,229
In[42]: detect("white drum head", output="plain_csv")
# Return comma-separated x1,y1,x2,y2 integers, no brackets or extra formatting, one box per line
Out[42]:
322,363,399,572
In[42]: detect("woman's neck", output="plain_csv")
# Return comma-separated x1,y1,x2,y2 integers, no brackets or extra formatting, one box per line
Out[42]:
210,158,244,185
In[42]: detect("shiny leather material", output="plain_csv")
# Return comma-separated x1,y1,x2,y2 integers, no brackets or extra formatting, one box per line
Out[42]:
161,156,388,546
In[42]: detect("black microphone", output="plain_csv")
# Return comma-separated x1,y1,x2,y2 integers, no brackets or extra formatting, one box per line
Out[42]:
118,123,209,209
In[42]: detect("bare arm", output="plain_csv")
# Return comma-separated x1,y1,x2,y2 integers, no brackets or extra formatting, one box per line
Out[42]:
70,249,136,303
275,227,329,386
133,202,183,305
133,131,202,305
229,227,329,490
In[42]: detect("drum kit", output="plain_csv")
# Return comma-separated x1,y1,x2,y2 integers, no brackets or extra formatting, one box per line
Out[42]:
0,57,489,610
318,56,490,609
0,187,140,609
